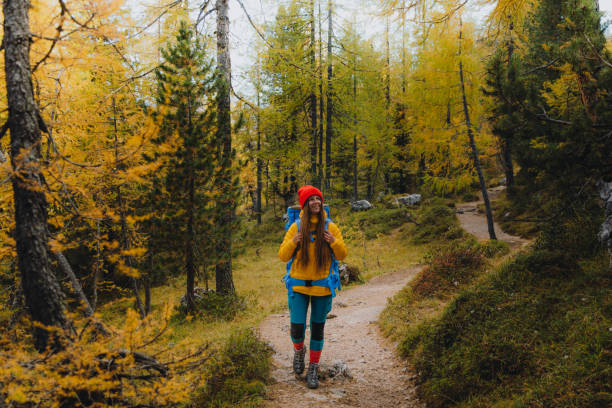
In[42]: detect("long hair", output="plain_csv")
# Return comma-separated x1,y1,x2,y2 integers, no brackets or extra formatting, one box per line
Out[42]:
297,204,331,270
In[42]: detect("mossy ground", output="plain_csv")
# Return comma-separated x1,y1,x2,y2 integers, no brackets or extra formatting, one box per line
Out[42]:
380,196,611,407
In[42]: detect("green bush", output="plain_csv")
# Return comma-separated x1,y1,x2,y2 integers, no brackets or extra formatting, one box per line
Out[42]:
192,328,272,407
479,239,510,258
343,207,408,240
412,203,462,244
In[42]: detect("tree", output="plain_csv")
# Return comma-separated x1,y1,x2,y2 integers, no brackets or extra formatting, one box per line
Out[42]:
152,22,218,314
215,0,236,296
3,0,70,351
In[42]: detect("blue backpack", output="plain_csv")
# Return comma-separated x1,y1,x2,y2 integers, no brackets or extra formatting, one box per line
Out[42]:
283,205,341,297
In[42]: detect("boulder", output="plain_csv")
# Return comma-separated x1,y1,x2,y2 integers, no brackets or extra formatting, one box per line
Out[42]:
351,200,373,211
339,263,361,285
180,287,213,308
397,194,421,207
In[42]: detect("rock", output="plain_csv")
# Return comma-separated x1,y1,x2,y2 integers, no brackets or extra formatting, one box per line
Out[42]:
179,287,213,308
499,177,507,185
351,200,373,211
318,360,351,380
339,263,361,284
335,301,347,308
327,313,337,319
397,194,421,207
282,213,289,223
456,208,464,214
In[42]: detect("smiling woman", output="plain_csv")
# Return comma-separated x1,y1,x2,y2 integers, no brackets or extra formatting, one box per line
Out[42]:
278,185,347,389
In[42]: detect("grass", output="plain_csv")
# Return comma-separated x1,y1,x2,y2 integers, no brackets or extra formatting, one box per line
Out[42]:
95,200,426,406
380,200,611,407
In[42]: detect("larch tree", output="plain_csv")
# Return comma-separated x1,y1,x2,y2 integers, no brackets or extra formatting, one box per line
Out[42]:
3,0,70,351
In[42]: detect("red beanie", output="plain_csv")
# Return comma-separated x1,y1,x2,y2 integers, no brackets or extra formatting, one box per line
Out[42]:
298,185,323,208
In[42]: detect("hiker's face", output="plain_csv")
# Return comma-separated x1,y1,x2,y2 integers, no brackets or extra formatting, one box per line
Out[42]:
307,195,322,214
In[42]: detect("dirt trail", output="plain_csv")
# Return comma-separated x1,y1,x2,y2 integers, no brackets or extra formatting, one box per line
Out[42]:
259,187,527,407
260,267,424,408
456,186,529,248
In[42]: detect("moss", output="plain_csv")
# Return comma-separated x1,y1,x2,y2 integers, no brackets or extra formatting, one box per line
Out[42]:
412,202,463,244
192,328,272,407
404,249,611,408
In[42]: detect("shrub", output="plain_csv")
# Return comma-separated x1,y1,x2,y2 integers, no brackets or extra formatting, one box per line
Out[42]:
192,328,272,407
412,203,462,244
411,240,485,298
343,207,408,240
175,292,247,321
479,240,510,258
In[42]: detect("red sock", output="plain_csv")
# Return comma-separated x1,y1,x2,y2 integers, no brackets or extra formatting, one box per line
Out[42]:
310,350,322,364
293,341,304,351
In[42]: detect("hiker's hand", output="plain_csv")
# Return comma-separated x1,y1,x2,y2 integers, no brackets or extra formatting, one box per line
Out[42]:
292,233,302,245
323,231,336,244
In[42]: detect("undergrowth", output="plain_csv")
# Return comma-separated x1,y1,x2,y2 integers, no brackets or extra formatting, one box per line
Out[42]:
383,207,611,407
192,328,272,407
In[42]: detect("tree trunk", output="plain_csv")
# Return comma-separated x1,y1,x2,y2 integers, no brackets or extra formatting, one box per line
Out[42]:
385,17,391,108
256,63,263,225
92,219,101,311
352,58,358,202
503,21,515,188
54,251,94,317
459,25,497,240
325,0,333,192
309,0,317,183
185,94,196,314
215,0,235,296
317,1,324,188
113,97,145,317
4,0,70,351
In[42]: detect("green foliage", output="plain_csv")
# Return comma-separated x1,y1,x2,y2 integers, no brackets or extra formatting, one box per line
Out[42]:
193,329,272,407
174,292,247,321
342,207,408,240
402,245,610,408
479,239,510,258
412,201,463,244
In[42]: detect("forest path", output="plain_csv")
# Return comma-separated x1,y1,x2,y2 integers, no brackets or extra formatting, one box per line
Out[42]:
259,187,526,407
259,267,424,408
456,186,530,248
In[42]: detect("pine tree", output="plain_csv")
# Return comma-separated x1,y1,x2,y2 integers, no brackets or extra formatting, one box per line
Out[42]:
151,22,218,314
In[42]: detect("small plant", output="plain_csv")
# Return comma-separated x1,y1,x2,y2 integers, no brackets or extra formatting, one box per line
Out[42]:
411,240,485,298
192,328,272,407
175,291,247,321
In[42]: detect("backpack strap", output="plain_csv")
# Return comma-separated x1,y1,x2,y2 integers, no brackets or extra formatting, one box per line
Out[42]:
283,217,341,298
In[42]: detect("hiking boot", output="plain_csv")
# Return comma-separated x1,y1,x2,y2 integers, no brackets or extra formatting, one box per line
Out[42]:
306,362,319,389
293,346,306,375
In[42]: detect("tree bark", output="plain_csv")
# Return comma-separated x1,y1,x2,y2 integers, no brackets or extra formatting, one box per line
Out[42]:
309,0,318,183
215,0,235,296
4,0,70,351
54,251,94,317
385,17,391,108
459,25,497,240
113,97,145,317
503,21,515,188
255,62,263,225
352,57,358,202
317,1,324,188
185,93,196,314
325,0,333,192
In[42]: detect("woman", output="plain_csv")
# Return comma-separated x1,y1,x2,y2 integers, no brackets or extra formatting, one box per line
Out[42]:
278,185,347,389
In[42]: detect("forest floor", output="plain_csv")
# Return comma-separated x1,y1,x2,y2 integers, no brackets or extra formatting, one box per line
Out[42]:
259,187,527,408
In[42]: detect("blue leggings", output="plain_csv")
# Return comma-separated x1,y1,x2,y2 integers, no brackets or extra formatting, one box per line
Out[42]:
288,293,332,351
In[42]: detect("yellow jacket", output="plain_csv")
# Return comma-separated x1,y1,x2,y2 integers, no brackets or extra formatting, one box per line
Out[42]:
278,210,347,296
